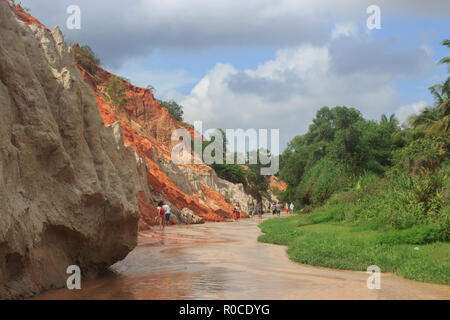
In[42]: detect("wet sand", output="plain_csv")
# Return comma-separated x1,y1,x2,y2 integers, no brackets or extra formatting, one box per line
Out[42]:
34,216,450,300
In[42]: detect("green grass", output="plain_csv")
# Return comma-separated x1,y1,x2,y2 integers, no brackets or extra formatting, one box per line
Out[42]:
258,215,450,285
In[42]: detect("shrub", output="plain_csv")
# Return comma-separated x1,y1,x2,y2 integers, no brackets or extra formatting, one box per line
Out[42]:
376,225,445,245
210,164,247,185
161,100,184,121
296,158,350,205
365,159,385,175
106,76,129,107
73,45,100,76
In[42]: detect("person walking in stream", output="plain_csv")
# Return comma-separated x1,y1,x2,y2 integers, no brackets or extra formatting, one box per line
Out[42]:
233,203,240,221
157,201,165,231
163,202,171,228
257,202,263,220
249,203,255,218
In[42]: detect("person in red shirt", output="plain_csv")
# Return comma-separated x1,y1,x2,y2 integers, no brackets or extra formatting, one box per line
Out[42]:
233,203,241,221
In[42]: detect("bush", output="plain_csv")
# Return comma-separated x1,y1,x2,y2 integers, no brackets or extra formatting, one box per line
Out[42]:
302,205,314,214
393,135,447,175
295,158,350,205
376,225,445,245
161,100,184,121
365,159,385,175
210,164,247,185
73,45,100,76
106,76,129,107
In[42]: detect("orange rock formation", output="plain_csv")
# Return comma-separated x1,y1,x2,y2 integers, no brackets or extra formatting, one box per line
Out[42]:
11,4,276,229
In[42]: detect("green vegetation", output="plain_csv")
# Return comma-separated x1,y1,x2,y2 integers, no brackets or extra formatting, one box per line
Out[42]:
260,40,450,284
73,45,101,76
259,216,449,284
199,129,270,201
106,76,129,107
161,100,184,121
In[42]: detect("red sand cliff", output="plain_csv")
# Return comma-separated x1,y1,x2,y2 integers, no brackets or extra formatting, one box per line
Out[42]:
78,59,239,226
11,4,282,228
269,176,288,193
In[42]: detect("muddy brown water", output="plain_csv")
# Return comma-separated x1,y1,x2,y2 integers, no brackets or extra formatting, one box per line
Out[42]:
34,216,450,300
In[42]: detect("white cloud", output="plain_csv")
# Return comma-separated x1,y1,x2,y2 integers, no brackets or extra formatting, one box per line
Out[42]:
179,35,435,149
21,0,450,67
331,23,358,40
395,101,428,125
110,57,198,98
17,0,442,150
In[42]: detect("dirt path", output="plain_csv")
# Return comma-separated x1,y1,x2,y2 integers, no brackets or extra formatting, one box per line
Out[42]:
34,216,450,299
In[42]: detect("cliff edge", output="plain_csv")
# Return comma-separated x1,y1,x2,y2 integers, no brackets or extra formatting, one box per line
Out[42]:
0,2,147,298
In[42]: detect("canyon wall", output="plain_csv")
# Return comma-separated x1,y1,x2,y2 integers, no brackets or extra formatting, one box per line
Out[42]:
0,2,149,298
0,2,276,298
76,46,257,227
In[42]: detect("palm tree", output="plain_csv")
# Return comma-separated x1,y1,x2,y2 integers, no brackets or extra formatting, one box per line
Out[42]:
380,113,399,131
409,40,450,136
381,113,397,124
409,85,449,136
440,39,450,93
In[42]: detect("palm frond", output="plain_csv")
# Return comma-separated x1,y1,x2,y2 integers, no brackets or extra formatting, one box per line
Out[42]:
429,84,444,107
438,97,450,118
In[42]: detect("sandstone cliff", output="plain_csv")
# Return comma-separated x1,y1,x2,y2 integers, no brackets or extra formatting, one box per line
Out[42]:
0,2,149,298
75,48,257,227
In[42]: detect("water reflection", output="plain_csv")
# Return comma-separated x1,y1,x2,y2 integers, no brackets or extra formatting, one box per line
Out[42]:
34,219,450,300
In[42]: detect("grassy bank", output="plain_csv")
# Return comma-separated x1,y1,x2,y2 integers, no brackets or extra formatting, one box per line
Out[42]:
258,213,450,285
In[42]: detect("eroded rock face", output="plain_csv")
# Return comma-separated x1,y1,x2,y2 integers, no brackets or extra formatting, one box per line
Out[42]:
0,2,146,298
76,50,257,225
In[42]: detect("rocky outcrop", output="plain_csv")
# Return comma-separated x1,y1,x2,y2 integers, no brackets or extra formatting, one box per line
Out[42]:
76,49,257,225
0,2,148,298
269,176,288,193
180,208,204,224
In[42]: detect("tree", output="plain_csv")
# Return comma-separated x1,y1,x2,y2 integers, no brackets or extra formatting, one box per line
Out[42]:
161,100,184,121
441,40,450,93
106,76,129,107
409,84,449,136
409,40,449,136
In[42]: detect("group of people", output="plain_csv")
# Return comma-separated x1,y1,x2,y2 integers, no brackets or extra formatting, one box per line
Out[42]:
235,201,265,221
156,201,171,230
232,203,241,221
271,202,294,217
157,200,295,229
243,201,296,220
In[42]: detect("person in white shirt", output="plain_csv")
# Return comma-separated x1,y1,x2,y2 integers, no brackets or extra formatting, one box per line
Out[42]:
289,202,294,213
162,203,171,227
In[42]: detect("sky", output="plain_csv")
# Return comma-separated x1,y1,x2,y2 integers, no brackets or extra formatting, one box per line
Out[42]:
19,0,450,151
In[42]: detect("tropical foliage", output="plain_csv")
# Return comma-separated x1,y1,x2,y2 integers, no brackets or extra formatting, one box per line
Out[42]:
161,100,184,121
73,44,101,76
278,40,450,234
106,76,129,107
